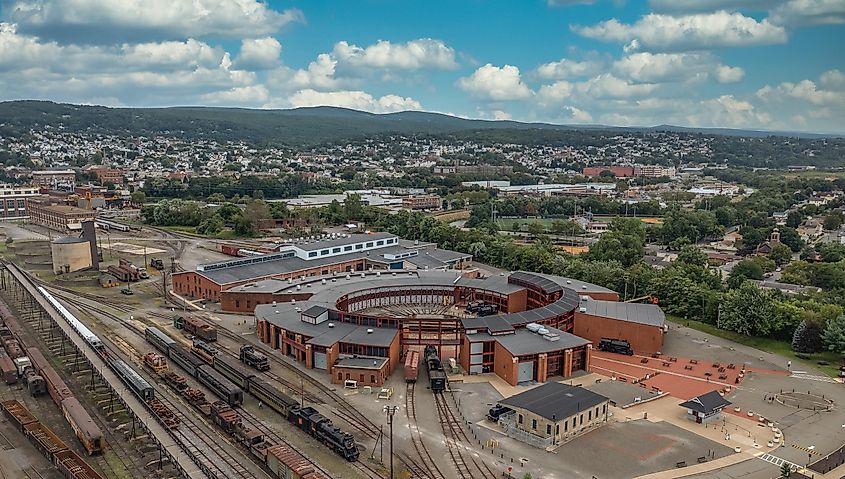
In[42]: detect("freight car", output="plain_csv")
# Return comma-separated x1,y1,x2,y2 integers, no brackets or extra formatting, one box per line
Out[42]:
288,406,359,461
0,351,16,384
191,339,219,364
167,344,205,377
212,354,255,391
61,397,104,455
404,350,419,383
145,326,177,354
41,364,74,406
239,344,269,371
111,359,154,401
424,345,447,393
183,316,217,342
196,364,243,406
1,400,104,479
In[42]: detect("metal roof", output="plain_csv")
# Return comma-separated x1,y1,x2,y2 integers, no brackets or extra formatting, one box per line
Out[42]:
493,327,589,356
579,300,666,327
335,357,388,369
500,383,608,421
295,232,395,252
679,391,731,414
255,305,398,348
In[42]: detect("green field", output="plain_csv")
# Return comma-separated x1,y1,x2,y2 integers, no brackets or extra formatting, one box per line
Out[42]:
496,218,560,231
666,315,843,378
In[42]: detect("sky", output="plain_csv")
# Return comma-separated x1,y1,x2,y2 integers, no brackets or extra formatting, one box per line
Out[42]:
0,0,844,133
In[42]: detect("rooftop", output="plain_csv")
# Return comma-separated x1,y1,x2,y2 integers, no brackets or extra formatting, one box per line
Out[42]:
578,299,666,327
295,232,395,252
679,391,731,414
336,357,388,370
255,304,398,348
467,326,590,356
500,383,609,421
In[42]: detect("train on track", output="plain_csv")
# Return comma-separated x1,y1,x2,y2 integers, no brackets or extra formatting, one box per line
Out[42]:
145,326,360,461
404,350,419,383
424,345,447,393
1,400,104,479
182,316,217,342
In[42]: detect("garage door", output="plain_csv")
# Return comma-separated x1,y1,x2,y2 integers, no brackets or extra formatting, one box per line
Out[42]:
313,352,327,370
517,361,534,384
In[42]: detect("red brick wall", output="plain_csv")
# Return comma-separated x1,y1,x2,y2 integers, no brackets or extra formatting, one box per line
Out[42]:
573,312,664,353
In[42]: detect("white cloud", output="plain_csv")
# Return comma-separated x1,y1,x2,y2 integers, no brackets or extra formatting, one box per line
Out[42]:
287,89,421,113
332,39,457,71
536,58,602,80
201,85,269,105
613,52,720,83
537,81,574,106
564,106,593,123
770,0,845,26
235,37,281,70
457,64,533,101
573,11,787,51
575,74,659,99
692,95,771,128
760,79,845,106
648,0,782,12
819,69,845,89
715,64,745,83
5,0,303,43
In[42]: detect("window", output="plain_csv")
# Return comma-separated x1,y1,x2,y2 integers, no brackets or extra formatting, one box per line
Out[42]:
337,373,342,381
518,414,523,425
564,421,568,432
531,419,537,430
602,404,606,414
546,424,551,435
588,410,592,421
321,249,329,255
370,375,375,383
572,418,576,429
359,374,364,382
355,244,363,250
235,300,240,308
332,247,341,253
376,240,384,246
580,414,583,426
344,246,352,251
555,425,560,435
308,252,317,258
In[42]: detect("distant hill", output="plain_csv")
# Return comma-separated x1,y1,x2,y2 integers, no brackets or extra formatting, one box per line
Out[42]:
0,100,839,146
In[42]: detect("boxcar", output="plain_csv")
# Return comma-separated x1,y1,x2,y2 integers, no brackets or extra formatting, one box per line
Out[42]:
168,344,204,377
212,354,254,391
248,377,297,416
0,352,16,384
184,316,217,342
403,350,419,383
41,365,74,407
25,347,49,372
61,397,104,455
145,326,177,354
111,359,154,401
196,364,243,406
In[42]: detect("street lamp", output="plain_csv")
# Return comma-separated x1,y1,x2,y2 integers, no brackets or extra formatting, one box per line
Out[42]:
383,405,399,479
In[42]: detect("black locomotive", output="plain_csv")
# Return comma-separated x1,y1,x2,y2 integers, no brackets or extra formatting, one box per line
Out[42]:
288,406,359,461
424,345,447,393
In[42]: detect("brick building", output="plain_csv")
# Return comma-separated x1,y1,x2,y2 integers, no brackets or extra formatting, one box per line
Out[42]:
0,184,40,220
402,195,441,210
28,202,97,232
89,168,124,185
31,170,76,189
573,300,666,353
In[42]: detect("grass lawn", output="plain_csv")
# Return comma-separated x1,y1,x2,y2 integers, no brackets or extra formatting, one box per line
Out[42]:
666,315,843,378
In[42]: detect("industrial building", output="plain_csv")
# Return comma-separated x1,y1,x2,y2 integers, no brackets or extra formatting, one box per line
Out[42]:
498,382,609,446
50,221,99,274
174,233,472,305
0,184,40,220
401,195,441,210
249,266,665,388
28,201,97,232
31,170,76,190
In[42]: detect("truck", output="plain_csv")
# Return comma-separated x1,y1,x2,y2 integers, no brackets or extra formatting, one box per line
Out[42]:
150,258,165,270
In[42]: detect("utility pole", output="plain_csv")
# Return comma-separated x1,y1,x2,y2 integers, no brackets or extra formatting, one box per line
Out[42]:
383,405,398,479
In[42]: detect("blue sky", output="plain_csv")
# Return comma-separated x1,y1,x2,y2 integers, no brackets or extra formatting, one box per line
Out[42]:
1,0,844,132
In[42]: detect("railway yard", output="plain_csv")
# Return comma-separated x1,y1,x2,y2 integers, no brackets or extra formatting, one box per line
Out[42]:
0,223,843,479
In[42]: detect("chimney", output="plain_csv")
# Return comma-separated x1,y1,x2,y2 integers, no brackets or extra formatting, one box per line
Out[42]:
80,220,99,270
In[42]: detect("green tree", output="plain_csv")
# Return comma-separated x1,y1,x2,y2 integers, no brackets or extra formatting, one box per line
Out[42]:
824,211,844,231
130,190,146,204
588,231,643,267
786,211,803,228
728,260,764,289
780,462,792,478
823,314,845,355
817,242,845,263
792,319,825,353
527,222,546,236
207,192,226,203
677,245,709,267
769,243,793,266
718,282,776,336
343,193,364,221
196,215,224,236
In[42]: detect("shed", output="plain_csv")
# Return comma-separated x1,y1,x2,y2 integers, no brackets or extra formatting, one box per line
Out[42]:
679,390,731,423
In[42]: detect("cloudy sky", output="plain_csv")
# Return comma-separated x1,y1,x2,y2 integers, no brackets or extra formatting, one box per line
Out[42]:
1,0,843,132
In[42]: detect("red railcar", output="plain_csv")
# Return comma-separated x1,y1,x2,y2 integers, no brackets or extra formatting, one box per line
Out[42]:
404,350,419,383
0,352,16,384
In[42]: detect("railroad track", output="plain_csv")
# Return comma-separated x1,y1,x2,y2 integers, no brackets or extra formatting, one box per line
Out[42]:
433,393,497,479
405,382,446,479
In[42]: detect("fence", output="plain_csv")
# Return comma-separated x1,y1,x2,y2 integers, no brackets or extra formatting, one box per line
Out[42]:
497,412,553,449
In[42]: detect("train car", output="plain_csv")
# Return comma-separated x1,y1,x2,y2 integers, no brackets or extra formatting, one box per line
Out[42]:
266,444,320,479
24,370,47,397
2,337,23,359
0,352,16,384
190,339,219,364
1,400,37,432
403,350,419,383
25,347,48,372
37,287,104,353
239,345,269,371
41,365,74,407
54,449,106,479
61,397,104,455
24,421,68,458
196,364,243,406
111,359,154,401
167,344,204,377
424,346,447,393
248,377,298,417
145,326,177,354
183,316,217,342
287,406,359,462
212,354,255,391
598,338,634,356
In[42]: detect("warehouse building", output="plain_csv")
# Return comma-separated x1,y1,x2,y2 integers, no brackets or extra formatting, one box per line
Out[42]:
498,382,610,447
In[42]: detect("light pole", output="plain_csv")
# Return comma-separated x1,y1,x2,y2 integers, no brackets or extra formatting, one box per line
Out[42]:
383,405,398,479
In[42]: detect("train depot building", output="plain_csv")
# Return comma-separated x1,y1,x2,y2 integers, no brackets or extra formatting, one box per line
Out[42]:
222,233,669,387
498,382,610,447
